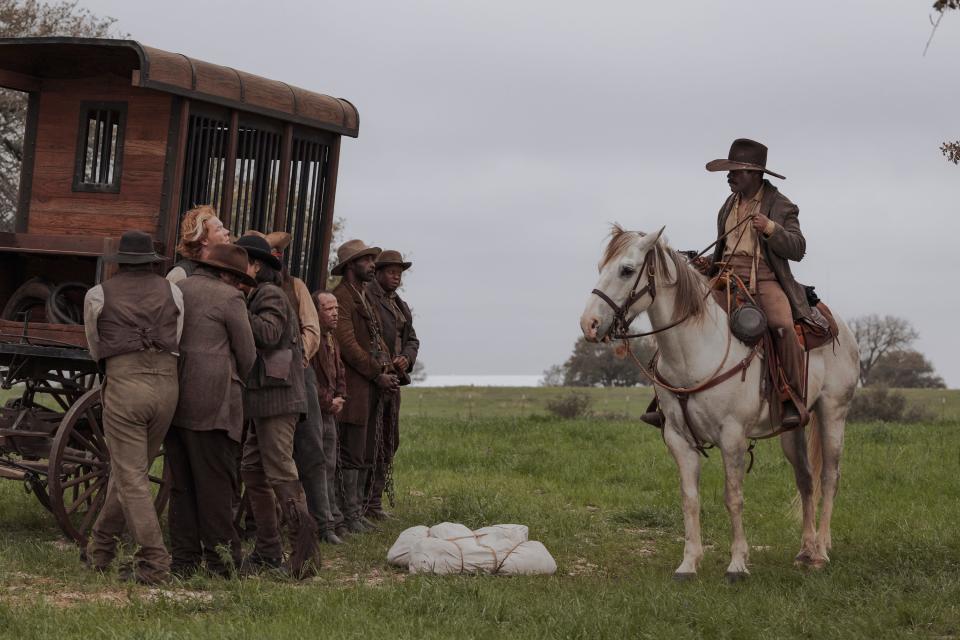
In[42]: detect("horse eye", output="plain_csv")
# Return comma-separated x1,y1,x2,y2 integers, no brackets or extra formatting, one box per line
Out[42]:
620,265,635,277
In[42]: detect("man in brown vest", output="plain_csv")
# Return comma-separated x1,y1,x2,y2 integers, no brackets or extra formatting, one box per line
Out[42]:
706,139,827,428
365,250,420,520
331,240,398,533
82,230,183,584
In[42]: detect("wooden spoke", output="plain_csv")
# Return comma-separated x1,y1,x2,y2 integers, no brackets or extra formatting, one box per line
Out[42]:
65,476,106,515
60,468,106,490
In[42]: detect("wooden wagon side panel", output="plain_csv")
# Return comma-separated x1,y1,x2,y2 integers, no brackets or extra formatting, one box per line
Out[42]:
27,75,172,238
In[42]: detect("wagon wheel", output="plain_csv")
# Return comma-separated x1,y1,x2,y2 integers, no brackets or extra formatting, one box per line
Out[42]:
47,389,169,546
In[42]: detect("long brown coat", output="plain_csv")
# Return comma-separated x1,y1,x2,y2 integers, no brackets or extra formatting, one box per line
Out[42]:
332,281,385,426
173,268,256,442
711,179,813,321
243,282,307,419
366,279,420,381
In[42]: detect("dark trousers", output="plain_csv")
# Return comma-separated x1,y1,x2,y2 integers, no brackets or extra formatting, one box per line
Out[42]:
293,367,336,529
165,426,242,574
368,392,400,510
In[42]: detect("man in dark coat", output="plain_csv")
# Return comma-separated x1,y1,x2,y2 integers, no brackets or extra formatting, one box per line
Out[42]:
331,240,398,533
82,231,183,584
706,138,826,428
166,243,256,578
365,250,420,519
235,234,318,579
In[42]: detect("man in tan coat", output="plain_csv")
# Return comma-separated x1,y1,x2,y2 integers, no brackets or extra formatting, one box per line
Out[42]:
166,243,256,577
331,240,398,533
83,231,183,584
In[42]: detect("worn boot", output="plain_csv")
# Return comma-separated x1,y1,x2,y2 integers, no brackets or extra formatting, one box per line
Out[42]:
275,480,321,579
239,469,283,574
356,470,379,532
340,470,367,534
319,529,345,545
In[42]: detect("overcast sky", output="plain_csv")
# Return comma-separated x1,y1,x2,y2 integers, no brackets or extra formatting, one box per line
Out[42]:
85,0,960,385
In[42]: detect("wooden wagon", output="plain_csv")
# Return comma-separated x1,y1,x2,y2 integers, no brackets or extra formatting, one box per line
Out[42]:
0,37,358,544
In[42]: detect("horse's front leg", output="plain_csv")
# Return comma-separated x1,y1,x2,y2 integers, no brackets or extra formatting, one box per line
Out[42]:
720,435,750,580
664,427,703,579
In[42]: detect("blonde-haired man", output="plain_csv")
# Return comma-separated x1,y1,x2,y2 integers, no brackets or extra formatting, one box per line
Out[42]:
167,205,231,284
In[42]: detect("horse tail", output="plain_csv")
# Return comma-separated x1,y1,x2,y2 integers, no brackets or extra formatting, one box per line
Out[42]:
790,413,822,520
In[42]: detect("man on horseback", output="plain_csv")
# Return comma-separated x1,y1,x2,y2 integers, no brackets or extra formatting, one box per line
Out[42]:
706,138,824,428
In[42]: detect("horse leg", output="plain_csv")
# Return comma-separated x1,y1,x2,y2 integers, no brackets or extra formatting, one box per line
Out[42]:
664,427,703,579
719,437,750,580
780,426,823,568
815,400,846,560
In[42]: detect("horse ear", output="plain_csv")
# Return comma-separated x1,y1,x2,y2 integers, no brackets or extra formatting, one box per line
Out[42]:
640,225,666,250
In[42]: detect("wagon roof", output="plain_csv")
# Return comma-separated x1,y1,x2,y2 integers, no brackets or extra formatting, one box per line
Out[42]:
0,37,359,137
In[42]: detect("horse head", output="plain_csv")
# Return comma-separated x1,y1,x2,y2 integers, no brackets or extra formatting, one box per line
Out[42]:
581,224,665,342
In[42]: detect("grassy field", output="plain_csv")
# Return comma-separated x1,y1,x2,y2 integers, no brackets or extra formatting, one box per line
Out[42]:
0,386,959,639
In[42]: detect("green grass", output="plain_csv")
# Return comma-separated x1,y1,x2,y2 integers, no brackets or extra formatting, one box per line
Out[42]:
0,388,959,638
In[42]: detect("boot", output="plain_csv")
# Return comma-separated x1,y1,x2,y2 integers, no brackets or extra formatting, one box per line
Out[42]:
780,399,804,429
640,396,664,428
275,480,321,579
356,470,379,532
319,529,345,545
341,470,369,533
240,469,283,571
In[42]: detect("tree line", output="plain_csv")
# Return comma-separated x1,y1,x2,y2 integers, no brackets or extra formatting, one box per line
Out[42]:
544,314,945,389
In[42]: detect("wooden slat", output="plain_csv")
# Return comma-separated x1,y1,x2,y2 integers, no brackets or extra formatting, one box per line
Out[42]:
0,68,41,92
316,135,341,290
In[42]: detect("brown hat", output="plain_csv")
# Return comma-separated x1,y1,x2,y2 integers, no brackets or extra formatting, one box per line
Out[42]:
105,230,163,264
243,229,292,251
706,138,785,180
331,239,381,276
194,243,257,287
375,249,412,271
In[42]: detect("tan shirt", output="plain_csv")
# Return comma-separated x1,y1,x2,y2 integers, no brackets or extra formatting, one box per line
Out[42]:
723,185,771,257
292,276,321,363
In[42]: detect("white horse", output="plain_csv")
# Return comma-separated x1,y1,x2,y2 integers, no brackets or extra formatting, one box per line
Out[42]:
580,225,859,580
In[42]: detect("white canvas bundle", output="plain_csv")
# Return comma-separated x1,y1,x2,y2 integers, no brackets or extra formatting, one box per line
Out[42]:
388,522,555,576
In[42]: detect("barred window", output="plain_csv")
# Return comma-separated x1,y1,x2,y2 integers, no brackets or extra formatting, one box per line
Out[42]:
229,123,282,238
73,102,126,193
179,113,230,214
283,137,329,287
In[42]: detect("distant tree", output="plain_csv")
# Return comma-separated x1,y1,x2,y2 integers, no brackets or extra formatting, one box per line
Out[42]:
0,0,119,231
410,360,426,384
560,337,656,387
850,315,919,386
540,364,564,387
866,349,945,389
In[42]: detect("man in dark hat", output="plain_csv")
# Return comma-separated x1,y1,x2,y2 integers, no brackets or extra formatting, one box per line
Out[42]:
235,234,319,579
705,138,823,428
165,243,257,578
331,240,398,533
243,230,335,543
82,230,183,584
364,250,419,520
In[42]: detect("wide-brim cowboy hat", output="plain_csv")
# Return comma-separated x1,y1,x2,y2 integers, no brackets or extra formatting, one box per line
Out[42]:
243,229,292,252
331,239,381,276
193,244,257,287
104,230,164,264
705,138,786,180
375,249,412,271
235,235,283,270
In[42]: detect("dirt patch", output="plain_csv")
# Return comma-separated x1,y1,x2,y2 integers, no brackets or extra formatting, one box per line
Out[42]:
566,557,599,577
333,567,407,587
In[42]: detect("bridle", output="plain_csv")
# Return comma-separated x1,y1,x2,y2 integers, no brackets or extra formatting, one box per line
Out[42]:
590,248,691,339
590,249,657,339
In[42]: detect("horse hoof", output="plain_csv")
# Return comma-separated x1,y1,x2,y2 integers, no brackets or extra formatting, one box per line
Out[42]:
794,552,828,570
673,572,697,582
725,571,749,583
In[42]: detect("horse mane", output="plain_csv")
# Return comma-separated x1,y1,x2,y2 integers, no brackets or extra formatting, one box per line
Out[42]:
653,242,707,323
601,223,707,323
